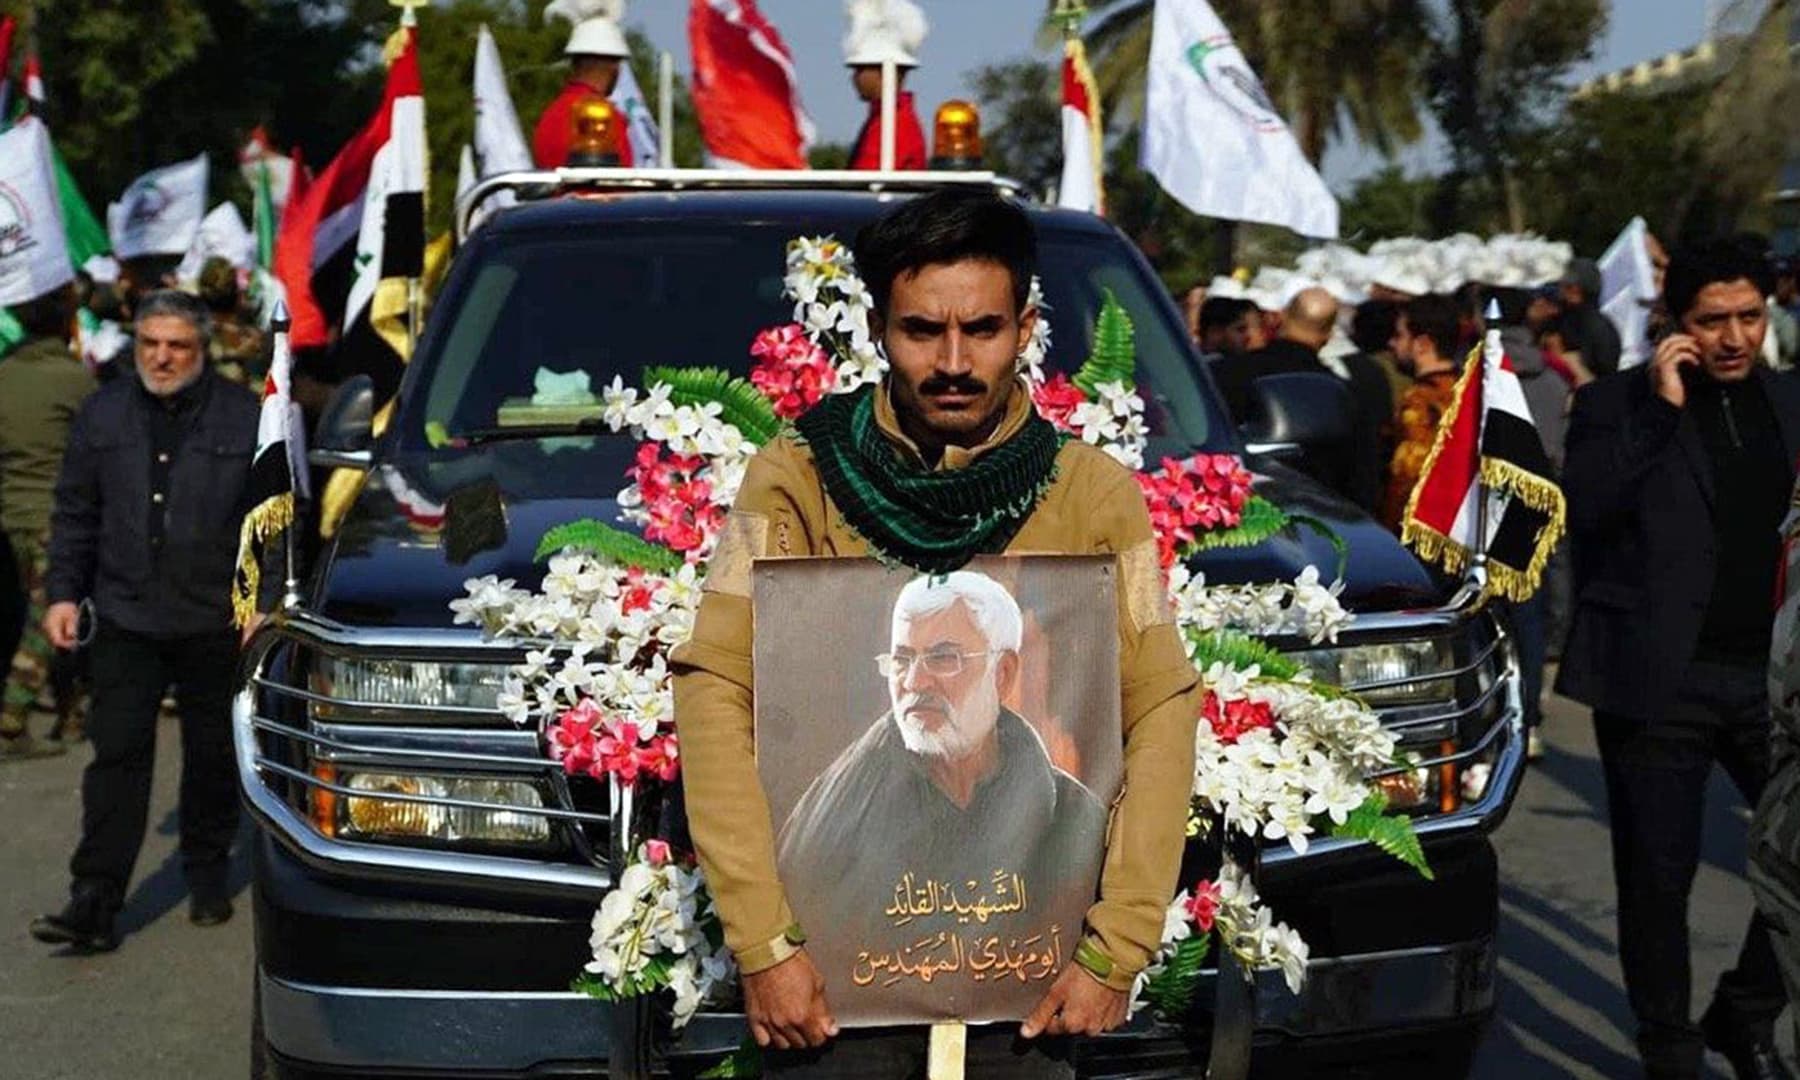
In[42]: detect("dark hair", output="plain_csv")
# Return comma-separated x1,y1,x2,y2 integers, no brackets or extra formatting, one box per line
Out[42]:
1664,236,1776,321
854,189,1037,318
13,283,75,338
134,288,213,346
1198,296,1253,335
1351,299,1398,353
1401,294,1462,357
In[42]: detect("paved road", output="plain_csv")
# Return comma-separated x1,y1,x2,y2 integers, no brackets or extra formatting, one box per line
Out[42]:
0,687,1791,1079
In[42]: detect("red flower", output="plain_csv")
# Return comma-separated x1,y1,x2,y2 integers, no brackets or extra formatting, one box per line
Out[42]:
749,323,836,419
1031,372,1087,431
596,718,645,785
547,699,604,777
1201,689,1275,745
629,445,726,554
1185,880,1223,933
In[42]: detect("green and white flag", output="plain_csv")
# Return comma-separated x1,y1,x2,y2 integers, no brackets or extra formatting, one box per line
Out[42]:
0,116,74,307
1141,0,1337,238
107,152,209,259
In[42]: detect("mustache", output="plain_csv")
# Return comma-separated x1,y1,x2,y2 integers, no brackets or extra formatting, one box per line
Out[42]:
917,373,988,397
899,692,950,714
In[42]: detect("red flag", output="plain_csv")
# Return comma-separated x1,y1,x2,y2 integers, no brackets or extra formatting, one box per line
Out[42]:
274,29,420,349
689,0,814,169
1058,38,1104,215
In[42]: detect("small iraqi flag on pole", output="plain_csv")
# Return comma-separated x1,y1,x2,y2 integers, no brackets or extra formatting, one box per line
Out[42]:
1401,319,1566,602
1057,32,1105,215
233,304,306,627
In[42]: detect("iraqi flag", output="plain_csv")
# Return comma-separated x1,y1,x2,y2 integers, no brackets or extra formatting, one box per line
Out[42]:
232,307,307,627
1057,36,1104,215
1402,330,1567,602
689,0,814,169
275,27,422,351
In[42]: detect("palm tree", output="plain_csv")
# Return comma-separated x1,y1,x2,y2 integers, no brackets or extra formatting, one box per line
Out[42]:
1049,0,1433,166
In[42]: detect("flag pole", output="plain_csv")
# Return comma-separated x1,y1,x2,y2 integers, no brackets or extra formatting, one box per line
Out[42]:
658,51,674,168
270,302,303,612
1470,298,1504,595
880,59,897,171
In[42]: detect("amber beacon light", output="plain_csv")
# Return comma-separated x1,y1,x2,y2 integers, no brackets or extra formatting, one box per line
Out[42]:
569,94,624,167
931,99,984,170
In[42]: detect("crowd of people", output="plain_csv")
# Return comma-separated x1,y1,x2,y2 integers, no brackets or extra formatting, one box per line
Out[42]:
1184,234,1800,1080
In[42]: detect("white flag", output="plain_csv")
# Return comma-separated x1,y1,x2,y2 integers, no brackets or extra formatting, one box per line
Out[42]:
176,202,256,282
107,153,209,259
614,58,662,167
473,25,533,176
0,117,74,307
1142,0,1337,238
1599,216,1657,370
345,91,426,330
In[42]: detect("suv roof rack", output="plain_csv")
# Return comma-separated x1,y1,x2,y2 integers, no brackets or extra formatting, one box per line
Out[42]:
456,167,1027,240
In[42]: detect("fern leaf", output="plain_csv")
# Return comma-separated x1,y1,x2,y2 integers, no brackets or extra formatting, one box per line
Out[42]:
1330,794,1434,880
1143,933,1214,1018
642,365,785,446
1286,512,1348,580
535,519,685,574
1186,628,1305,681
699,1038,764,1079
1073,289,1136,398
1188,496,1291,554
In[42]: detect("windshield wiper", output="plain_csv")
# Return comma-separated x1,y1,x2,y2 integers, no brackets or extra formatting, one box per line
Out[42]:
450,417,615,446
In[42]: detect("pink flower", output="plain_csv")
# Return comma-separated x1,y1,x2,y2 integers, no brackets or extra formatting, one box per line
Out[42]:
1185,880,1223,933
1136,454,1255,568
1201,690,1275,745
644,839,672,867
629,445,727,554
547,699,604,777
635,733,681,783
749,323,835,419
596,718,645,785
1031,372,1086,431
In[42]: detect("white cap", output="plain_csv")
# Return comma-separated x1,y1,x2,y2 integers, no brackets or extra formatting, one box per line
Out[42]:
844,0,927,68
548,0,629,59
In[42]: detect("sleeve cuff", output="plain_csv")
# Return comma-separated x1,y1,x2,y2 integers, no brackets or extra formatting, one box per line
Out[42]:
1073,935,1138,993
734,922,806,976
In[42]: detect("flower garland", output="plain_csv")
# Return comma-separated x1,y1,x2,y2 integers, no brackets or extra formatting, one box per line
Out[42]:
453,234,1428,1033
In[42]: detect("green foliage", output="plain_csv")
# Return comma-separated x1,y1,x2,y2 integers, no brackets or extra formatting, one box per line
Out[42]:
535,519,684,574
699,1038,764,1079
1340,166,1439,245
808,142,851,171
1330,793,1434,880
1188,496,1290,555
641,366,785,446
1142,933,1213,1019
1073,289,1135,398
1186,629,1305,681
970,59,1062,195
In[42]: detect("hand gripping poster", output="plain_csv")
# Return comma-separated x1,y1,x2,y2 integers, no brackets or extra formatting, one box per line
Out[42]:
753,556,1123,1025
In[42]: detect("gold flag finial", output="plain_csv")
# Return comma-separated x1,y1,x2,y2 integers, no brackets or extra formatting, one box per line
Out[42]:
1052,0,1088,37
389,0,428,27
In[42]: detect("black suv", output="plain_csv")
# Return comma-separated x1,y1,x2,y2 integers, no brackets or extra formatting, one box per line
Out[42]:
239,172,1522,1079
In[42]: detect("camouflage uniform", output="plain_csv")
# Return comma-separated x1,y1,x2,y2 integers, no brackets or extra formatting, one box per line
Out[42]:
2,534,61,733
208,316,267,388
1750,476,1800,1014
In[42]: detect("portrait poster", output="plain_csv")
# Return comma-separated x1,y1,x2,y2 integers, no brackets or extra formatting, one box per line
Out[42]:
752,555,1124,1026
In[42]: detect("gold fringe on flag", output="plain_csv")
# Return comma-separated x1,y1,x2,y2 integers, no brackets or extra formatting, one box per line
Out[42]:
232,491,294,628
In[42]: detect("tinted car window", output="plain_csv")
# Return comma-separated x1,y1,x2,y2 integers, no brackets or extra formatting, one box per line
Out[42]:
399,209,1229,459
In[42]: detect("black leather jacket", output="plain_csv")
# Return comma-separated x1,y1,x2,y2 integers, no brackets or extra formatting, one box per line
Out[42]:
45,370,263,638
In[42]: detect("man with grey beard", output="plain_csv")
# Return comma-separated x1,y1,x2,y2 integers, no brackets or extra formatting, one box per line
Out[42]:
775,572,1105,951
28,289,269,953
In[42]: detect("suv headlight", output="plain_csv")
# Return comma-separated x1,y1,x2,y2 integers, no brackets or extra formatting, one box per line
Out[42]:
312,765,554,848
310,656,510,719
1289,639,1456,707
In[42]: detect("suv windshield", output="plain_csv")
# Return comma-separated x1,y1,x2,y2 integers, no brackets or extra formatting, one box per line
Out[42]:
399,208,1230,461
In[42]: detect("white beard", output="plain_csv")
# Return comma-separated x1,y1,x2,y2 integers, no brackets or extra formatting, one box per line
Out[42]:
894,668,1000,761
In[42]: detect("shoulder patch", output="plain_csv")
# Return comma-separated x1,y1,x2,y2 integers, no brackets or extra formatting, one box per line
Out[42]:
1120,537,1174,632
702,510,770,597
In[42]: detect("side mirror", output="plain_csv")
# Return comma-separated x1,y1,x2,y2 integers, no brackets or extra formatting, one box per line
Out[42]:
309,375,376,471
1239,372,1355,486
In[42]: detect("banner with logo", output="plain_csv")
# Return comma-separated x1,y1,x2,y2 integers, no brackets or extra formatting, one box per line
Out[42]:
1599,216,1658,370
107,153,208,260
1142,0,1338,238
753,556,1123,1025
176,202,256,282
0,116,74,308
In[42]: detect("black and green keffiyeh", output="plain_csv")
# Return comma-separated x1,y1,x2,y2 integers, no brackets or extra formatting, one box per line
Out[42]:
793,386,1064,574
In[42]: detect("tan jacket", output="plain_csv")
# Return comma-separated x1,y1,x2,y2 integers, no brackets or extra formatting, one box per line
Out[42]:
670,390,1200,990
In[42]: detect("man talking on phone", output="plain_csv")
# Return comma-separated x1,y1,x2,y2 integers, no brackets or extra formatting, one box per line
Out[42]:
1559,237,1800,1080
